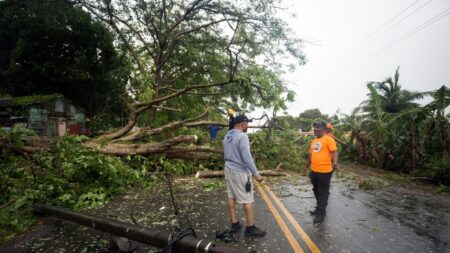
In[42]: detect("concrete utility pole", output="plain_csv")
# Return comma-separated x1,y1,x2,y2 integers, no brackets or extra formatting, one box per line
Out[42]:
33,204,251,253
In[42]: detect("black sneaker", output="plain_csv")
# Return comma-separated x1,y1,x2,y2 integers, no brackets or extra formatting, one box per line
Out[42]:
311,209,326,216
313,214,325,224
231,222,242,233
245,225,266,237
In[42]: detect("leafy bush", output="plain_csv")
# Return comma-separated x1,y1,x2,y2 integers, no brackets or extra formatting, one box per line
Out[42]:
0,134,142,242
424,155,450,185
250,130,308,171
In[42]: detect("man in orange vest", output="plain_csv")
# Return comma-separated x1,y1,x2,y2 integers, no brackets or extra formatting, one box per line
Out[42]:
303,121,339,224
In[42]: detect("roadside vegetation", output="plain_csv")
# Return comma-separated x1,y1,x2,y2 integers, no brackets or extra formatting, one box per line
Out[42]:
336,69,449,189
0,127,136,242
0,125,213,242
273,68,449,192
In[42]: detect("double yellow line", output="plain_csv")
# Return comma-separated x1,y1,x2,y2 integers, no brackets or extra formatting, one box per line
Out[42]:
255,181,321,253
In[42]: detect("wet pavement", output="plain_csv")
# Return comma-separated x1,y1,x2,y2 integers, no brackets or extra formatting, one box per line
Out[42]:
268,176,450,253
2,166,450,253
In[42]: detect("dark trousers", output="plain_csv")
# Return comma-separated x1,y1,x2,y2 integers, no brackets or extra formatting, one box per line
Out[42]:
309,171,333,215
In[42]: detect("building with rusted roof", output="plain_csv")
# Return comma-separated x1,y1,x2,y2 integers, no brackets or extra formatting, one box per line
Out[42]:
0,94,85,137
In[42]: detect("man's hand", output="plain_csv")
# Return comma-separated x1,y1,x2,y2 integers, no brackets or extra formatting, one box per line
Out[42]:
303,165,308,176
333,163,340,171
255,175,264,182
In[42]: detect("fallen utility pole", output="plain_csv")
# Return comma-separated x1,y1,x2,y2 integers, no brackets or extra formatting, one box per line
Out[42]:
33,204,250,253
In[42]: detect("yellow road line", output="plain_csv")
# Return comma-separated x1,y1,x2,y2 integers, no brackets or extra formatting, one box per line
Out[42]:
263,183,321,253
255,181,304,253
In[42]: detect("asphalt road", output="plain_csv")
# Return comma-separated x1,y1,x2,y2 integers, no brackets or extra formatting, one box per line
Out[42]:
260,176,450,253
2,169,450,253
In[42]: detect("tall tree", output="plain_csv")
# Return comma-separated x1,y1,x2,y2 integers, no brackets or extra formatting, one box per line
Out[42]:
77,0,305,157
361,67,424,114
298,108,327,131
0,0,130,116
424,85,450,156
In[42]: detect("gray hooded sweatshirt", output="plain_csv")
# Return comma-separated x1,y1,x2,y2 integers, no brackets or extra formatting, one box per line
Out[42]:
223,129,259,176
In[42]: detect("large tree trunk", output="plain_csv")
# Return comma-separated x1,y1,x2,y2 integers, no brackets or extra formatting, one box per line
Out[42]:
83,135,199,156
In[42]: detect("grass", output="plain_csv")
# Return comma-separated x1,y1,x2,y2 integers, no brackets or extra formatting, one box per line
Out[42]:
436,185,450,194
199,179,225,192
358,178,376,190
383,172,412,183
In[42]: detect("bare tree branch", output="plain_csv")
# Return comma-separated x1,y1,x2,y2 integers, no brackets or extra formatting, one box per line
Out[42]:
103,0,147,75
152,105,182,112
135,80,235,107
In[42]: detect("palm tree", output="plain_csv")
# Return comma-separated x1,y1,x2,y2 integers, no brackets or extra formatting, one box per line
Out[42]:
425,85,450,155
386,85,449,170
427,85,450,117
360,67,426,114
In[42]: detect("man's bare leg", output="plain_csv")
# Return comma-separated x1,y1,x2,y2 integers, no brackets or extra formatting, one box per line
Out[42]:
243,203,254,226
228,198,238,223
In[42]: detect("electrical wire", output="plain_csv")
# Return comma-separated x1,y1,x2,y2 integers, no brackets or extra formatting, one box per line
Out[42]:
301,0,437,85
330,8,450,79
321,7,450,84
337,0,433,63
165,171,195,235
332,0,423,64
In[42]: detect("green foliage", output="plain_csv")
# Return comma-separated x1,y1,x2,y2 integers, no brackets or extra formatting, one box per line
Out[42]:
79,0,305,125
89,112,125,133
383,172,411,183
158,156,199,175
0,0,130,116
272,115,301,130
422,155,450,185
7,124,36,148
334,68,449,185
200,179,225,192
0,134,143,242
250,130,309,171
298,109,328,131
359,178,376,191
362,67,424,114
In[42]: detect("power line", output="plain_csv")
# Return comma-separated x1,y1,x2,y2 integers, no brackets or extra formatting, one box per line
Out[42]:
350,0,433,54
334,0,422,63
373,8,450,56
323,8,450,84
301,0,426,84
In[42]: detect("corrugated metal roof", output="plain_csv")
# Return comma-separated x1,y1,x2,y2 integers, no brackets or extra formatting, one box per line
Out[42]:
11,94,64,106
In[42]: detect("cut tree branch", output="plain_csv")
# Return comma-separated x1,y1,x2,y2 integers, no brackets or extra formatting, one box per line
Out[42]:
84,135,198,156
116,110,209,142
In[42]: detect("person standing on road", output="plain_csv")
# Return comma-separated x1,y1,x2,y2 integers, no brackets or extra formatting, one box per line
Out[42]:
223,115,266,237
304,121,339,224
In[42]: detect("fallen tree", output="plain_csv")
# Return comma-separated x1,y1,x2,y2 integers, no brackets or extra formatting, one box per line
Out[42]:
72,0,305,159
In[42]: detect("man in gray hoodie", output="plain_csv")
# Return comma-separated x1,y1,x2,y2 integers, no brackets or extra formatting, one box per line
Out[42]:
223,115,266,237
